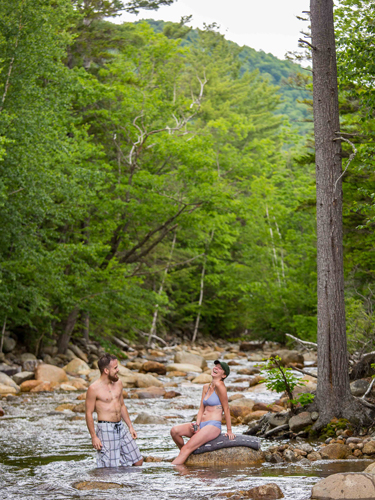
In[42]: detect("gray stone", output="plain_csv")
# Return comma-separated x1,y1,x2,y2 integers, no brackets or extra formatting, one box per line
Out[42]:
185,447,264,466
12,371,34,385
296,442,313,453
289,412,313,432
307,451,321,461
3,337,16,353
246,483,284,499
350,379,370,397
134,412,167,425
0,363,20,376
346,437,363,445
311,411,319,421
0,372,20,390
311,473,375,500
284,449,297,462
19,353,36,363
299,458,311,466
268,412,290,428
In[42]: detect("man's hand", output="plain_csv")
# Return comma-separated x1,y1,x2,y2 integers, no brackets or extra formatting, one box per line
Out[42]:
92,436,103,450
129,426,137,439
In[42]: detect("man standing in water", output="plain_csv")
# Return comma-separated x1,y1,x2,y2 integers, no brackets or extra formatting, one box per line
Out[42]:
85,353,143,467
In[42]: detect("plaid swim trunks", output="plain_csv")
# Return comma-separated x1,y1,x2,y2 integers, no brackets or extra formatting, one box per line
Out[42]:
96,421,142,468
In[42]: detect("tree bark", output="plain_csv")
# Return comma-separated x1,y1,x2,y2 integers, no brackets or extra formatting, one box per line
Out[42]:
311,0,358,428
57,308,79,354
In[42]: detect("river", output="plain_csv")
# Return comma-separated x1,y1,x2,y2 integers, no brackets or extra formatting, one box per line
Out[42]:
0,355,370,500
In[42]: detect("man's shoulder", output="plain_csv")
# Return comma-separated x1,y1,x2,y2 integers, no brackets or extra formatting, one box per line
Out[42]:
88,380,100,393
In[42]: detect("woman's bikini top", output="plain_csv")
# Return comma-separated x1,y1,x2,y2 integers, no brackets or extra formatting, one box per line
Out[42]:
203,385,222,407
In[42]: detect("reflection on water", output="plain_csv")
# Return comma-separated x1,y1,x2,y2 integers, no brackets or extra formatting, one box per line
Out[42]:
0,362,371,500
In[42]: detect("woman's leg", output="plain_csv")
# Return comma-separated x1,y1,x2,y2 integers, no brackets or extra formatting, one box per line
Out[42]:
170,423,194,450
171,425,221,465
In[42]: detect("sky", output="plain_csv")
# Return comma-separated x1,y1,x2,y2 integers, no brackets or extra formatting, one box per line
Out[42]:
118,0,311,61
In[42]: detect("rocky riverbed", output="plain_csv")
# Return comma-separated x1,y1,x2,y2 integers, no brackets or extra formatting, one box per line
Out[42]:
1,337,375,499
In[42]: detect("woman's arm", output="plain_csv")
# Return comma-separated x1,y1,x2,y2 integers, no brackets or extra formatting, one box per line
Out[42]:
195,384,207,428
216,382,235,439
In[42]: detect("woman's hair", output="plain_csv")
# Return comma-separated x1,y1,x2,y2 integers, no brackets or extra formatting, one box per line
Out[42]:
98,353,117,374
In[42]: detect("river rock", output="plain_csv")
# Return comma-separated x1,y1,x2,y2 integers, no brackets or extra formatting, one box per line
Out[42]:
268,412,290,428
126,360,143,370
185,447,264,466
166,363,202,373
0,363,20,376
20,380,43,392
142,361,167,375
296,442,313,453
228,405,254,423
223,353,238,360
0,372,20,390
55,403,75,411
68,378,88,390
12,371,34,385
68,344,88,363
249,375,266,387
73,481,122,490
229,398,255,409
311,473,375,499
35,364,68,384
135,386,166,399
0,383,17,394
0,407,4,416
192,373,212,384
19,353,36,362
229,394,245,402
59,383,78,391
307,451,322,461
203,351,223,361
243,411,269,424
3,336,16,353
174,352,207,369
23,359,39,372
239,341,265,352
30,381,53,392
63,358,90,375
164,390,181,399
319,443,351,460
275,350,304,366
246,382,268,393
350,379,370,397
364,462,375,474
166,370,187,378
289,412,313,432
134,412,167,425
363,441,375,455
135,373,163,388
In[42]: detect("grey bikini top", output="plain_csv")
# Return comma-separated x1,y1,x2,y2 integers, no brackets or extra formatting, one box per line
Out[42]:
203,385,222,406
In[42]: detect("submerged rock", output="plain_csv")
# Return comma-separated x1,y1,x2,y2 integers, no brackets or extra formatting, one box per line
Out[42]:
73,481,123,490
311,473,375,499
185,447,264,466
247,483,284,499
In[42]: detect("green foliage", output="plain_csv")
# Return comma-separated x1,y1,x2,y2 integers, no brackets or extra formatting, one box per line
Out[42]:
291,392,315,407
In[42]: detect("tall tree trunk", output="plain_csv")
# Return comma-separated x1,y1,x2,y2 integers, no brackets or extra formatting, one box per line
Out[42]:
311,0,352,427
83,312,90,344
57,308,79,354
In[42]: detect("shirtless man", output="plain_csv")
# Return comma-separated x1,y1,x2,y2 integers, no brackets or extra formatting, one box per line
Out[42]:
85,353,143,467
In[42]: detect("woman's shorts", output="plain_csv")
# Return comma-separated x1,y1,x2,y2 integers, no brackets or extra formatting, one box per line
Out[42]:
199,420,222,430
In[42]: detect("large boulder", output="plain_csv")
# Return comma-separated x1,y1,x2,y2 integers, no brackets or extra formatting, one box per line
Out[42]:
350,379,370,397
63,358,90,375
19,353,36,363
12,371,34,385
134,412,167,425
275,350,304,366
166,363,202,374
0,383,17,395
229,398,255,410
68,344,88,363
192,374,212,384
247,483,284,499
174,351,207,369
0,372,20,390
135,386,166,399
20,380,43,392
239,341,265,352
185,447,264,466
268,412,290,428
243,411,269,424
228,405,254,423
30,381,53,392
311,473,375,499
3,336,16,353
319,443,352,460
362,441,375,455
135,373,163,388
142,361,167,375
364,462,375,474
35,364,68,384
288,412,313,432
203,351,223,361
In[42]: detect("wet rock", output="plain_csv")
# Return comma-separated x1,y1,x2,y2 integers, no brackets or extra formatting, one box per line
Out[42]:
166,370,187,377
30,381,53,392
68,378,88,390
0,372,20,390
63,358,90,375
311,473,375,499
134,412,167,425
59,383,78,391
289,412,313,432
296,442,313,454
227,361,240,366
228,394,245,402
166,363,202,373
35,364,68,384
163,391,181,399
249,376,266,387
284,449,298,462
135,386,166,399
268,412,290,428
350,379,370,397
363,441,375,455
55,403,75,411
266,453,284,464
307,451,322,461
346,437,363,445
73,481,123,490
253,403,271,412
319,443,351,460
3,336,16,353
0,407,4,416
185,447,264,466
0,383,17,395
144,456,162,462
12,371,34,385
142,361,167,375
238,368,260,375
174,351,207,369
192,373,212,384
72,402,86,413
20,380,43,392
248,483,284,499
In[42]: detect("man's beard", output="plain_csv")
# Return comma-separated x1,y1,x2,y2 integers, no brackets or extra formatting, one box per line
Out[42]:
108,373,119,382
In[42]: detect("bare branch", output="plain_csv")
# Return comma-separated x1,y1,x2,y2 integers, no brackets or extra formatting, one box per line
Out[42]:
298,39,316,50
333,135,358,191
286,333,317,350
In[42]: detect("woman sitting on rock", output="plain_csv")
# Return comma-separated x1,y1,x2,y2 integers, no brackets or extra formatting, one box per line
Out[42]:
170,360,235,465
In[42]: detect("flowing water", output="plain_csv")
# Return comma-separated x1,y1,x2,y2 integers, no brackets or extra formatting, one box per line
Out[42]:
0,358,371,500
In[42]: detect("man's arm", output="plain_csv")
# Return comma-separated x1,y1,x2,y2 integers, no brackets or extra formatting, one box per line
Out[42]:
85,386,102,450
120,391,137,439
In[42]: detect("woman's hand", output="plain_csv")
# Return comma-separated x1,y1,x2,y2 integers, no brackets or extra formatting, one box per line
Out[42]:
190,423,199,434
225,431,235,440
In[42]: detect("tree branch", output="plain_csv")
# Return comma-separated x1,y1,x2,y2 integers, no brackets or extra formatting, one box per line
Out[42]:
286,333,317,350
